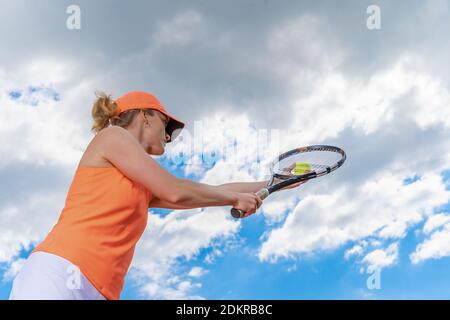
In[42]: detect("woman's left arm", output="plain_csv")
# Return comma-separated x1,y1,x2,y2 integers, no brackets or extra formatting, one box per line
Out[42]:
217,181,268,193
148,181,268,209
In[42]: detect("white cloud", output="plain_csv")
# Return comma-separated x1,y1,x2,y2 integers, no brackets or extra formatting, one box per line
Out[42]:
259,192,300,224
0,60,93,169
422,213,450,234
166,112,278,179
362,243,399,273
140,278,204,300
153,10,206,47
204,248,224,264
267,14,347,77
411,222,450,264
344,241,367,260
0,192,67,263
281,56,450,147
2,258,26,282
188,266,207,278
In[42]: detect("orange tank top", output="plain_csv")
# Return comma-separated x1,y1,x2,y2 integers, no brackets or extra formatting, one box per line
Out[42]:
32,166,152,300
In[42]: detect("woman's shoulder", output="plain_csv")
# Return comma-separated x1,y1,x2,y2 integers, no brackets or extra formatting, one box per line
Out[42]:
78,127,124,168
94,126,136,146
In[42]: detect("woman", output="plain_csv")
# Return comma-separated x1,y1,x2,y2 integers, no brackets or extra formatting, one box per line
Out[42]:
8,90,267,300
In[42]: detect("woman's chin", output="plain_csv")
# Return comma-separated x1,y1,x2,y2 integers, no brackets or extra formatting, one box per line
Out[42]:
156,147,165,155
147,146,165,156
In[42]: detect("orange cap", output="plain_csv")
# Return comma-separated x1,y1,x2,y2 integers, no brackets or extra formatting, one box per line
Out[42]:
114,91,185,142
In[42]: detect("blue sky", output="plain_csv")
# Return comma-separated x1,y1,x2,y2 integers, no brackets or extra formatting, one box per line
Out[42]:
1,0,450,300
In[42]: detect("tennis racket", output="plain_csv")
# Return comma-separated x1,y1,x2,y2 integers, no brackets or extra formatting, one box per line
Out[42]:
230,145,346,218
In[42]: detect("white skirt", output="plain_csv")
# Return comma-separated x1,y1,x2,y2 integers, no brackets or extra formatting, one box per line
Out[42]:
9,251,106,300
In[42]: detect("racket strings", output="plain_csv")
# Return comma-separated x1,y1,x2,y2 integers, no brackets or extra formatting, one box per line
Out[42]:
273,150,343,176
309,163,330,170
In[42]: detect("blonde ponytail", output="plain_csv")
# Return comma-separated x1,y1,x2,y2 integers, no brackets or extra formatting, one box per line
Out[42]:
90,91,120,134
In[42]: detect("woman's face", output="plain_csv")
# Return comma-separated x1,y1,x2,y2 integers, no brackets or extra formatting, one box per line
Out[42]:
141,110,171,155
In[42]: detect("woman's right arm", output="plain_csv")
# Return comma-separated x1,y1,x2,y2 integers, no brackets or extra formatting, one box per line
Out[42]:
99,126,261,214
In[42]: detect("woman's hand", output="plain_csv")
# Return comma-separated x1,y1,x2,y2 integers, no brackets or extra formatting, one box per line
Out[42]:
272,177,308,191
232,192,263,218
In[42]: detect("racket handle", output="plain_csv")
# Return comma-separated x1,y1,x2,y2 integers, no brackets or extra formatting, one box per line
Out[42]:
230,188,270,219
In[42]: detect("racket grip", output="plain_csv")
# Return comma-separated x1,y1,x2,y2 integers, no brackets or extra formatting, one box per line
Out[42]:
230,188,269,219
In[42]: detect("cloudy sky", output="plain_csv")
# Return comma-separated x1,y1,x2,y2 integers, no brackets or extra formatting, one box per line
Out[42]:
1,0,450,299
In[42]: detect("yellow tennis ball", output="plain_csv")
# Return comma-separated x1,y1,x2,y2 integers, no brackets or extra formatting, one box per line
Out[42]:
291,162,311,175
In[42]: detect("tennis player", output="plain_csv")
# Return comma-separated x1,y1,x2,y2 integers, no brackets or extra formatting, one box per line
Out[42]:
9,91,267,300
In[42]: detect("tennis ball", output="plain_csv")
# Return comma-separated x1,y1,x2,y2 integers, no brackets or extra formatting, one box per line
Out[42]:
291,162,311,175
